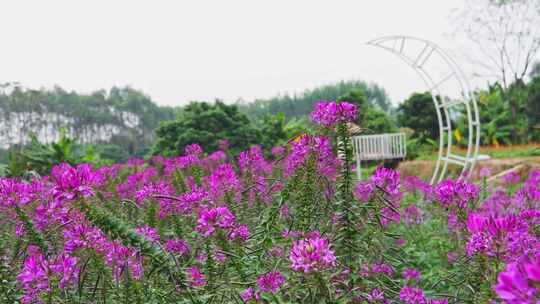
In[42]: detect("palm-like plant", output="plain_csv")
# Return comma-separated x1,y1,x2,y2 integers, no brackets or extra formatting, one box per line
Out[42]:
22,128,77,174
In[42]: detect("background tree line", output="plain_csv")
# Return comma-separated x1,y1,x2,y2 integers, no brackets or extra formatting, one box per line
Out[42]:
0,85,179,164
2,68,540,177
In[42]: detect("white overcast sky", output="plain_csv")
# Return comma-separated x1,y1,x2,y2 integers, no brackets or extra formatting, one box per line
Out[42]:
1,0,470,106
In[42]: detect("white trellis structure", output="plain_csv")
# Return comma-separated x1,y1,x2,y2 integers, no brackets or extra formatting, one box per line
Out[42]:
366,36,481,184
353,133,406,179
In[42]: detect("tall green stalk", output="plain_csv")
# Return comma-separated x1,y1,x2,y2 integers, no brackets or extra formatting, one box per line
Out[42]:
335,121,357,269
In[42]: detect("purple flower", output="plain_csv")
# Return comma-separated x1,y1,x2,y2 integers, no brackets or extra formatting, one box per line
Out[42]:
284,135,340,181
50,163,94,200
271,146,286,157
257,271,285,294
354,182,374,203
185,143,203,157
435,179,479,209
289,232,336,273
17,246,79,303
310,101,358,128
372,262,395,277
365,288,386,302
395,238,407,247
502,171,521,185
135,225,161,244
17,246,50,303
404,205,423,225
165,239,190,257
196,206,236,237
402,268,421,282
399,286,426,304
50,254,79,289
240,287,254,302
187,266,206,287
228,224,250,242
371,167,403,204
203,164,241,204
495,263,536,303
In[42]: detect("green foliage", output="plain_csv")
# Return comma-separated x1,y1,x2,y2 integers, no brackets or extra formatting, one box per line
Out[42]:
152,101,262,156
23,128,77,172
4,129,113,177
397,92,438,141
237,80,392,120
94,144,130,164
0,85,177,161
283,117,315,139
405,137,438,160
337,89,397,134
527,76,540,141
257,113,289,150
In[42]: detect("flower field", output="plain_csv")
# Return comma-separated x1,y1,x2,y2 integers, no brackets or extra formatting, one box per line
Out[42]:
1,102,540,304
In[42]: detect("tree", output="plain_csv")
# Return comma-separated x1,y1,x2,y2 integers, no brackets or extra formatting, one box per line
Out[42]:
527,76,540,141
337,90,397,134
152,101,261,156
258,113,289,151
237,80,393,120
453,0,540,142
397,92,439,140
0,85,178,162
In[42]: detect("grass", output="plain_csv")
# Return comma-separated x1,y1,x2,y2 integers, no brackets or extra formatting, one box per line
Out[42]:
415,143,540,161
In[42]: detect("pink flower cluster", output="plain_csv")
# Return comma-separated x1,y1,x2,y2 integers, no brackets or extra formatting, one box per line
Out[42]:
289,232,336,273
17,246,78,304
495,258,540,303
310,101,358,128
284,135,340,181
196,206,236,237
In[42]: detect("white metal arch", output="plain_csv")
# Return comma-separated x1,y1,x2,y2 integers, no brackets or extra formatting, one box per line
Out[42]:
367,36,480,184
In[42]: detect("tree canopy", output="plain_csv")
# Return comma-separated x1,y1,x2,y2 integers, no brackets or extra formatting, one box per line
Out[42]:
0,85,178,159
397,92,438,140
152,101,262,156
337,90,397,134
237,80,392,120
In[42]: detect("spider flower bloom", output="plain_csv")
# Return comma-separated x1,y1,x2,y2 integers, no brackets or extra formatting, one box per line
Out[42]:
240,287,255,302
18,246,79,303
17,246,50,303
284,135,340,180
185,143,203,157
399,286,426,304
271,146,286,157
257,271,285,294
228,224,250,242
187,266,206,287
354,181,374,203
370,167,402,201
195,206,236,237
289,233,336,273
204,163,241,204
310,101,358,128
50,163,94,200
135,226,161,244
434,179,479,208
502,171,521,185
402,268,421,282
495,262,537,303
165,239,190,257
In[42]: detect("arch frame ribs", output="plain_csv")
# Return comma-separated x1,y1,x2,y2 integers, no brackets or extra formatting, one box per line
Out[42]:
367,36,480,184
